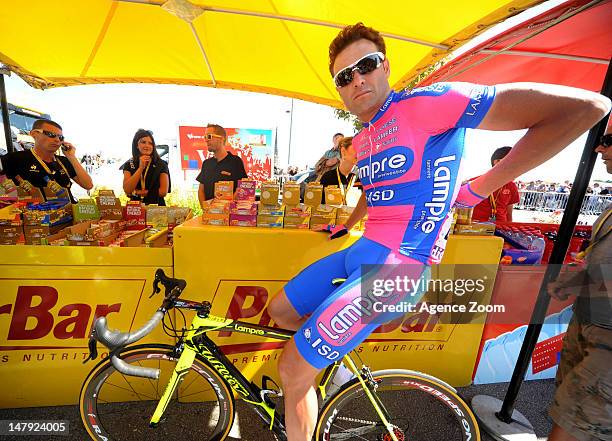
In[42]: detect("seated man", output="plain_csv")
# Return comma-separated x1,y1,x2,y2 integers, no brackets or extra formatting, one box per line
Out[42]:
267,22,611,441
0,118,93,202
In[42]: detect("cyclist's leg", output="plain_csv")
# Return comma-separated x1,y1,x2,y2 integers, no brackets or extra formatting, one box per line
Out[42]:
279,239,425,440
278,339,321,441
269,245,352,330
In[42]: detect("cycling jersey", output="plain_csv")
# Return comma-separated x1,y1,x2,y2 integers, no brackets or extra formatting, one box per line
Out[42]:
355,82,496,264
287,82,496,368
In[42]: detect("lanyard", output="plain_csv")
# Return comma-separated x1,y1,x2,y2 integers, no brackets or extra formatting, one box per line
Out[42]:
30,149,71,187
489,189,500,215
139,161,151,191
578,208,612,260
336,167,356,205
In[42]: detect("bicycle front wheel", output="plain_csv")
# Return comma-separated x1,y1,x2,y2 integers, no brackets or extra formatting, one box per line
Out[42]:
79,344,235,441
315,369,479,441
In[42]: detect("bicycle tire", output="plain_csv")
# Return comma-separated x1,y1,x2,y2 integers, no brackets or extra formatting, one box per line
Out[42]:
79,344,235,441
314,369,480,441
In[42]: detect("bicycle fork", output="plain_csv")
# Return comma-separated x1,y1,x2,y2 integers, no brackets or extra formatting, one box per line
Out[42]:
344,356,400,441
149,347,197,427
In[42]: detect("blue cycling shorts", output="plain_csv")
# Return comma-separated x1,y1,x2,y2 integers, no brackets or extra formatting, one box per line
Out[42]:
285,237,429,369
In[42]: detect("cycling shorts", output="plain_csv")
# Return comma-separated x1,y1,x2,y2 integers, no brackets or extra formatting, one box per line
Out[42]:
285,237,429,369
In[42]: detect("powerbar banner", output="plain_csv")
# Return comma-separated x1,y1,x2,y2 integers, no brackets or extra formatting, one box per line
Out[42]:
179,126,274,180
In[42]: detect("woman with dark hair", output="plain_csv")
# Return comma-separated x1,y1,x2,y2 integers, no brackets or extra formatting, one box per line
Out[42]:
120,129,170,205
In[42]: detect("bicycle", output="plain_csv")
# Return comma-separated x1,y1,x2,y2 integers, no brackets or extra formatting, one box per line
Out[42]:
79,269,480,441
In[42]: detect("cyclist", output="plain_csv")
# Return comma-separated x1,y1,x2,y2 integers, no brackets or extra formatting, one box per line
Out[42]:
268,22,611,441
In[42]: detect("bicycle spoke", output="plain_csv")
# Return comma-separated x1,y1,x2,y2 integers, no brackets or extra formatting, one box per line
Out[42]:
100,379,159,401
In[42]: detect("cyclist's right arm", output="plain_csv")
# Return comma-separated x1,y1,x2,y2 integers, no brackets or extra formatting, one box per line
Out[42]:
345,192,367,230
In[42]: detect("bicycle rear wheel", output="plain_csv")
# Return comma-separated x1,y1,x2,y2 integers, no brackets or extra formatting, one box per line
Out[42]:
315,369,479,441
79,344,235,441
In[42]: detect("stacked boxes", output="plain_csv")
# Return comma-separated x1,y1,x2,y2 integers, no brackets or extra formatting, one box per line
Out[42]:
235,179,257,201
0,204,24,245
310,204,337,230
96,190,123,220
229,201,258,227
282,182,301,206
214,181,234,200
324,185,343,206
260,181,280,205
124,201,147,230
146,205,168,229
304,182,323,207
22,199,72,245
257,204,284,228
230,179,258,226
201,200,231,226
284,204,311,229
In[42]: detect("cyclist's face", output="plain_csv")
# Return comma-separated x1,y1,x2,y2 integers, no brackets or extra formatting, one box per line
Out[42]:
332,39,391,123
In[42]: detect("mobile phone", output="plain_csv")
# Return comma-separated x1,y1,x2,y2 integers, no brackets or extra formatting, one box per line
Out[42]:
61,144,69,152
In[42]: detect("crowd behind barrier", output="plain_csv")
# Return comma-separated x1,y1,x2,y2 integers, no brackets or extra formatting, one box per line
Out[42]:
516,190,612,215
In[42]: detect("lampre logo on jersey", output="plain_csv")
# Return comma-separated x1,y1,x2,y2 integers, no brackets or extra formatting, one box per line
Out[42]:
358,146,414,184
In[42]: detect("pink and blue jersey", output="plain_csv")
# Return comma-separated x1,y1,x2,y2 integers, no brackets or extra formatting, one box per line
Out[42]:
285,82,496,369
355,82,496,264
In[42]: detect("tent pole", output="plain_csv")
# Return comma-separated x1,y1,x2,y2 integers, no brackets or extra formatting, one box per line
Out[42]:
496,57,612,423
0,71,13,154
473,59,612,441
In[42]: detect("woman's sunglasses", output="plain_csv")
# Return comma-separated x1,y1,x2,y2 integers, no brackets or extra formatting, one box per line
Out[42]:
333,52,385,88
32,129,65,141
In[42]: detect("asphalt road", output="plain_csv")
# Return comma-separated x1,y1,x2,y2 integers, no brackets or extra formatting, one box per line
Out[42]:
0,379,554,440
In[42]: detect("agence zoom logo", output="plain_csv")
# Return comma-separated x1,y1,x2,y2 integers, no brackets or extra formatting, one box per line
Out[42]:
358,146,414,183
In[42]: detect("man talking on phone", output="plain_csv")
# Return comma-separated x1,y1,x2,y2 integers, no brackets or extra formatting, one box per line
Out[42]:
0,118,93,203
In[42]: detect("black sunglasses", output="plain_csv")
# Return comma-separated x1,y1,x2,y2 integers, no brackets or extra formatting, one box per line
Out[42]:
600,133,612,147
33,129,65,141
333,52,385,88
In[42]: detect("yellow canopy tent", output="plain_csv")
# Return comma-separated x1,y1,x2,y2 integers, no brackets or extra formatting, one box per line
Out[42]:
1,0,544,108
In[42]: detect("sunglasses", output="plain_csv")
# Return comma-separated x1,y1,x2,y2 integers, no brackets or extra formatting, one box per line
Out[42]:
33,129,65,141
600,133,612,147
333,52,385,88
205,133,223,140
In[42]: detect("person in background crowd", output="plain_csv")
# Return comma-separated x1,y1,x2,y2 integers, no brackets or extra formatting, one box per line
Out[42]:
121,129,170,206
196,123,247,205
314,132,345,178
472,146,520,222
319,136,360,204
592,182,601,194
0,118,93,203
547,129,612,441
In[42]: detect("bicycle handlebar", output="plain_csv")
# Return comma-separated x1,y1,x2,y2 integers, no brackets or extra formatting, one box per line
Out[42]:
88,269,187,379
94,311,165,379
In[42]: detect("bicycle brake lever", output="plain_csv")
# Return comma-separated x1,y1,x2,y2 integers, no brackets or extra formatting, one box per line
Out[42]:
83,335,98,364
150,278,161,298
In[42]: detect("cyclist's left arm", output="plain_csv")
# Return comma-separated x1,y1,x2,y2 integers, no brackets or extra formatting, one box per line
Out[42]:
472,83,610,197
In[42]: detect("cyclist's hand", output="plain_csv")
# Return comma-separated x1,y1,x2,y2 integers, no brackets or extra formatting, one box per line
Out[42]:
453,181,486,209
321,224,348,240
